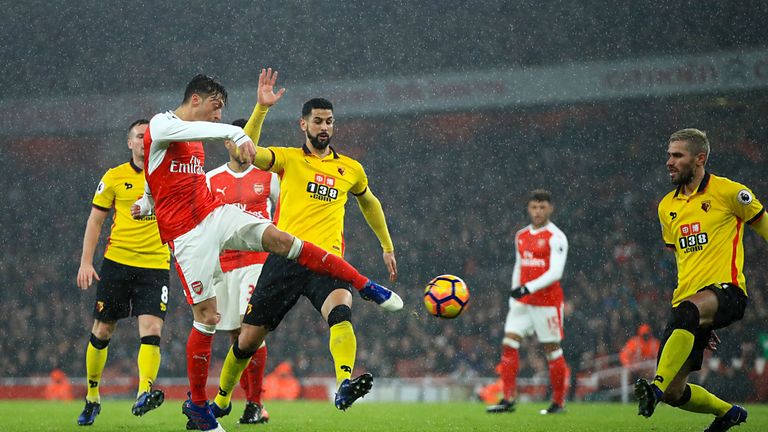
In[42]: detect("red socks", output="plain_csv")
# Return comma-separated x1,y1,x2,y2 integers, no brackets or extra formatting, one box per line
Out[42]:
186,328,214,405
500,346,519,401
240,345,267,404
297,241,368,290
548,356,568,406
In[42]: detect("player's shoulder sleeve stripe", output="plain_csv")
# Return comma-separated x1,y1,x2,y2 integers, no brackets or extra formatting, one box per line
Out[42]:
350,187,367,197
92,203,110,212
747,207,766,225
664,243,676,249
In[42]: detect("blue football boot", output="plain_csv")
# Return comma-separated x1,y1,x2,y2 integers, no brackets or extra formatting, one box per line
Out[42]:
77,400,101,426
359,280,403,312
335,373,374,411
182,393,225,432
704,405,748,432
132,388,165,416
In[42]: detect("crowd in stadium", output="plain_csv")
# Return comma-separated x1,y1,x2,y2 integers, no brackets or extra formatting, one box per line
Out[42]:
2,94,767,402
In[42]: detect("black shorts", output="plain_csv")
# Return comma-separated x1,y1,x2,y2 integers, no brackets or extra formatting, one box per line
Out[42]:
93,258,170,321
658,283,748,371
242,254,352,331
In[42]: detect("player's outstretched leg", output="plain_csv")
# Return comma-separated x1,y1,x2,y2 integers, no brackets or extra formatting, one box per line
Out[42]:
132,388,165,416
290,239,403,312
335,372,373,411
635,378,663,418
359,280,403,312
704,405,748,432
77,400,101,426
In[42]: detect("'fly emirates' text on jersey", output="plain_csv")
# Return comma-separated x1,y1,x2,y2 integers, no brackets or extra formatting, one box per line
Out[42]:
206,164,279,271
143,111,251,244
512,222,569,307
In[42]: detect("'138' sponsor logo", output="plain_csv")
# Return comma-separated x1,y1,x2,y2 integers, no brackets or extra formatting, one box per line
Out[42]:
307,173,339,202
678,222,708,253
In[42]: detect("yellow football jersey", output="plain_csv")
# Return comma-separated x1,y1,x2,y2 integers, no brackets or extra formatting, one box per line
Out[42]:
658,172,765,305
266,145,368,257
92,161,170,269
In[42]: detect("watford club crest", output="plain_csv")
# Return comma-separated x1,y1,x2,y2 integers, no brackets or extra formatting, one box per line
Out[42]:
701,200,711,212
338,167,345,176
96,301,105,312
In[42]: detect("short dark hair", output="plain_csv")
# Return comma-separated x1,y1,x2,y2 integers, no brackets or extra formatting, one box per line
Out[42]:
669,128,710,163
231,118,247,128
127,119,149,136
183,74,228,105
528,189,552,203
302,98,333,118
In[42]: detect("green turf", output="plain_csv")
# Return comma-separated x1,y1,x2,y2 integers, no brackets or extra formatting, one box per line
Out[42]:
0,400,764,431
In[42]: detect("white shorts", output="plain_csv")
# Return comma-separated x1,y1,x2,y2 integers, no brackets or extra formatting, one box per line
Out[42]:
504,298,564,343
171,205,272,305
215,264,264,331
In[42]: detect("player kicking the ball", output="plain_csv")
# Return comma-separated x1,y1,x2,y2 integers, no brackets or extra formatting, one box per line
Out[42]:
487,189,569,415
133,70,401,432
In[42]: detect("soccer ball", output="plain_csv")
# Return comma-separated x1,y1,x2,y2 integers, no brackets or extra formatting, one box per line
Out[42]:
423,274,470,319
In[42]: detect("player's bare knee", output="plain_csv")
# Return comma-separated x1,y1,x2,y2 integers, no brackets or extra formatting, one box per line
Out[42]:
91,320,116,340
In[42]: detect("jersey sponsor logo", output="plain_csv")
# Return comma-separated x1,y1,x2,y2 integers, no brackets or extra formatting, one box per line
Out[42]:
701,200,711,212
340,365,352,373
96,181,105,194
669,211,678,220
254,183,265,195
169,155,205,175
124,182,133,190
679,221,708,253
190,280,203,295
737,189,753,205
307,173,339,202
521,250,546,267
215,186,228,196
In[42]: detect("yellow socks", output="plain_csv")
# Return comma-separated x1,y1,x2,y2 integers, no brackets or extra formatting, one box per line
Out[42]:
653,329,694,391
85,334,109,403
680,384,732,416
215,345,251,408
137,336,161,396
329,321,356,387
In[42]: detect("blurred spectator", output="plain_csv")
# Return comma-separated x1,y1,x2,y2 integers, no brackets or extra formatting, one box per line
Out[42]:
619,324,660,368
44,369,73,401
263,362,301,401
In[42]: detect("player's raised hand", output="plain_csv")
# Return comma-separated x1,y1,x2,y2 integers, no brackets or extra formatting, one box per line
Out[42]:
77,263,100,290
257,68,286,107
383,251,398,282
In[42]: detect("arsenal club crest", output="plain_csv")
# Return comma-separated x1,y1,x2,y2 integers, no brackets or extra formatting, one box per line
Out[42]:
191,281,203,295
254,184,264,195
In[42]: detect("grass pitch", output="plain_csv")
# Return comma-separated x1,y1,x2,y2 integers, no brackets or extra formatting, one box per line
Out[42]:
1,400,765,431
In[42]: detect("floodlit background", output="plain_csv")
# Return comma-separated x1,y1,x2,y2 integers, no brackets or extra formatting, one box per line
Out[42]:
1,0,767,403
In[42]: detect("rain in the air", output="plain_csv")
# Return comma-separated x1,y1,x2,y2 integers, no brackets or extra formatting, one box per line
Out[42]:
1,1,767,431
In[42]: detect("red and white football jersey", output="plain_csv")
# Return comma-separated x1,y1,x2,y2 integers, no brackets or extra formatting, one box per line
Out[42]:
512,222,568,307
143,111,250,244
206,164,280,272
